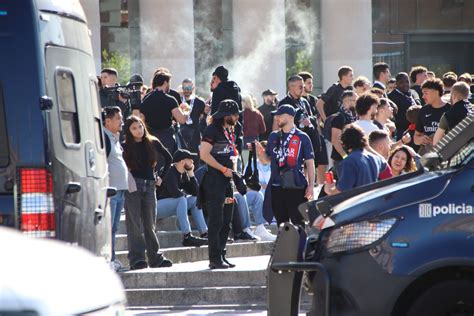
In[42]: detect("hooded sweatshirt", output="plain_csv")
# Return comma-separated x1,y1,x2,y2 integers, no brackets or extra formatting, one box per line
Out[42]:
211,80,242,115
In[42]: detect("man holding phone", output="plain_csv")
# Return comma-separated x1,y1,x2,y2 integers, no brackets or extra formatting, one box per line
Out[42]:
254,105,315,228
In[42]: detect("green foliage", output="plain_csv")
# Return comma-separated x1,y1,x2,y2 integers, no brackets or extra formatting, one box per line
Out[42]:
286,51,312,78
101,49,131,85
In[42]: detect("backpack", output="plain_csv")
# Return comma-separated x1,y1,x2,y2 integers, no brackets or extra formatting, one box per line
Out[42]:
323,112,345,142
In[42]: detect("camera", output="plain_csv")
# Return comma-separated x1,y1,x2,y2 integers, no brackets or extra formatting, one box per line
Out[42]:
102,82,143,108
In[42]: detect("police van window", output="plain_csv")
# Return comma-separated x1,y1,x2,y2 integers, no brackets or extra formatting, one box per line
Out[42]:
0,83,10,167
90,80,104,150
55,70,80,144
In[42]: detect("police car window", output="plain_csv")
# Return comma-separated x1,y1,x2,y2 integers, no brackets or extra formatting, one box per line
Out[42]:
90,80,104,150
0,82,10,167
55,70,80,144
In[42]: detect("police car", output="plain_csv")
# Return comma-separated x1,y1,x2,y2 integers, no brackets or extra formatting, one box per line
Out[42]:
268,114,474,316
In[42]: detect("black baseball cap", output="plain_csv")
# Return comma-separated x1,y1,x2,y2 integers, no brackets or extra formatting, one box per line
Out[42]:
212,99,241,119
262,89,278,96
173,149,197,163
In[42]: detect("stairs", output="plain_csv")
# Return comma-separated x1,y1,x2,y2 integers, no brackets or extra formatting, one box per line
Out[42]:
116,214,281,311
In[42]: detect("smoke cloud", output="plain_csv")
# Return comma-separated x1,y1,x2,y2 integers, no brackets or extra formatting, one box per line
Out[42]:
195,0,318,99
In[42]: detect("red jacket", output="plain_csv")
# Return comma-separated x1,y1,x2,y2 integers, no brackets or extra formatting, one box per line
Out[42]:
243,109,266,138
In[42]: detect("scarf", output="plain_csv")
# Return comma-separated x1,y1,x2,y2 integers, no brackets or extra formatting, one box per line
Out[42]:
276,127,296,167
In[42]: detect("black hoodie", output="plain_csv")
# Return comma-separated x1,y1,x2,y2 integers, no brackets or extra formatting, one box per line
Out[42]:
445,100,472,130
210,80,244,152
211,80,242,115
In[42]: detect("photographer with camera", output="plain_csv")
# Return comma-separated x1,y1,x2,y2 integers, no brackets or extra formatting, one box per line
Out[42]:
99,69,143,121
100,68,125,110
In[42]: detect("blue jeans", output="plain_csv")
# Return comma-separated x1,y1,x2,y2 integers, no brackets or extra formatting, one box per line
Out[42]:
156,196,208,234
110,190,125,261
234,190,266,229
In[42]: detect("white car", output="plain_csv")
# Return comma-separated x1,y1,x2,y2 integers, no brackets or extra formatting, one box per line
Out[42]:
0,227,126,315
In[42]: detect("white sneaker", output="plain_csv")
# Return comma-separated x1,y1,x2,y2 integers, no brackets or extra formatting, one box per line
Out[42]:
254,224,277,242
110,259,122,272
244,227,261,241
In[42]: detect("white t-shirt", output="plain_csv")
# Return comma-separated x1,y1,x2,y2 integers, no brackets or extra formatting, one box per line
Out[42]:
354,120,380,136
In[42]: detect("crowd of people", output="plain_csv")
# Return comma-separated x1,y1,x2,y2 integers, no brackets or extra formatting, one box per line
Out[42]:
99,63,473,271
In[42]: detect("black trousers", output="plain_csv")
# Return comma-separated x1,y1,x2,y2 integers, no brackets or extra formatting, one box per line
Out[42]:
180,125,201,165
152,127,176,154
124,178,162,267
202,169,234,263
271,185,307,227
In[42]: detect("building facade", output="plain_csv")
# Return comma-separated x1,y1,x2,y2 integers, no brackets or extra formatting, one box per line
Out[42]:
80,0,473,98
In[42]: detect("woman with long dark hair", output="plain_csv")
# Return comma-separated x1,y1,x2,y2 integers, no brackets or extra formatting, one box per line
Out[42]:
122,115,172,270
388,145,417,177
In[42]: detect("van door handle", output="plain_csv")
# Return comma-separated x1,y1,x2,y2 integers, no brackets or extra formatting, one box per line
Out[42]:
94,207,104,223
65,182,81,194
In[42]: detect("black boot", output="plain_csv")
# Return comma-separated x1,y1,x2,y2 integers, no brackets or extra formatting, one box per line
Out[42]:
222,250,236,268
209,261,229,269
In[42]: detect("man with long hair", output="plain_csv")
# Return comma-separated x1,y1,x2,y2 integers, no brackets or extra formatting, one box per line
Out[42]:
200,99,242,269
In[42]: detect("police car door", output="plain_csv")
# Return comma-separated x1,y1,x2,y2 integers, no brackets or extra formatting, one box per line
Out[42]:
45,45,110,258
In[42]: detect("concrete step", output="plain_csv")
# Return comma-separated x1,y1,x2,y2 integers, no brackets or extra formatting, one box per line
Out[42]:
122,268,266,289
126,285,266,307
127,304,313,315
123,255,312,308
127,305,313,315
116,240,274,266
118,215,193,235
120,255,270,289
123,256,270,307
118,214,279,235
126,304,269,314
115,230,201,251
116,227,277,252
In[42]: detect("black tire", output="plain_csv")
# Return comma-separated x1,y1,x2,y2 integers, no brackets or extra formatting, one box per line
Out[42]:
406,280,474,316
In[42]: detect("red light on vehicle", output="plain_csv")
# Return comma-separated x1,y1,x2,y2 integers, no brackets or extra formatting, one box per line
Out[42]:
20,168,53,193
21,213,56,232
18,168,56,237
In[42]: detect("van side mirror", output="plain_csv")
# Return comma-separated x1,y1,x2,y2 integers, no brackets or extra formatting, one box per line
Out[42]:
39,96,53,111
107,187,117,197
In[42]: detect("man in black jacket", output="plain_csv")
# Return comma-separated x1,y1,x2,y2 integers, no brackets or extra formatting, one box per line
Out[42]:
210,65,244,155
279,75,327,185
388,72,419,140
433,81,473,145
372,62,391,97
179,78,207,164
210,65,242,114
409,66,428,105
156,149,208,247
